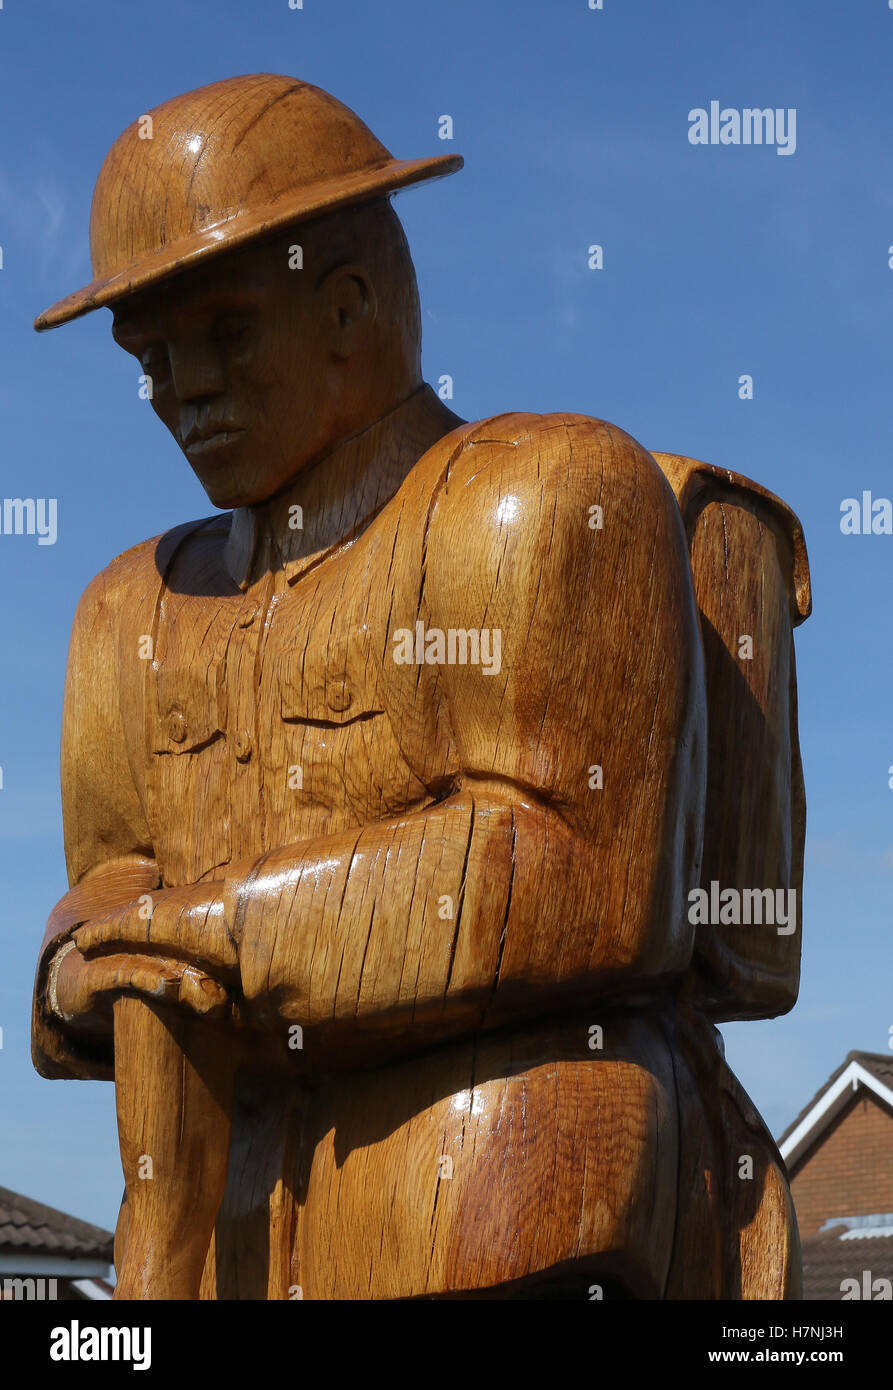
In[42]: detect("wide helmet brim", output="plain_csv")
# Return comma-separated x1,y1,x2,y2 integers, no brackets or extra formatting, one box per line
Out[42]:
34,152,462,332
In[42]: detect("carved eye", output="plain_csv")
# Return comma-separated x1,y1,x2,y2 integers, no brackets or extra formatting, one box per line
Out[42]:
212,314,250,347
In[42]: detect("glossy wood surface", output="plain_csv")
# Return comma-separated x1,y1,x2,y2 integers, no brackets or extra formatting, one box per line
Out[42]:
31,74,809,1301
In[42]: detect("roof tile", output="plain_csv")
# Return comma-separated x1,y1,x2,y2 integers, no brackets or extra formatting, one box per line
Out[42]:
0,1186,113,1261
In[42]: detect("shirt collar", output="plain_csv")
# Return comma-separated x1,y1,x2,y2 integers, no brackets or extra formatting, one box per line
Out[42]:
224,383,460,590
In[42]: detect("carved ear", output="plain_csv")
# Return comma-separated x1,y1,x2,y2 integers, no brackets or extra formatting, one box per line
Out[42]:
317,262,377,358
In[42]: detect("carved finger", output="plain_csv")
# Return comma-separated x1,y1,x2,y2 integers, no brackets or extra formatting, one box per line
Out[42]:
178,965,231,1018
75,896,238,980
82,954,231,1018
74,911,150,956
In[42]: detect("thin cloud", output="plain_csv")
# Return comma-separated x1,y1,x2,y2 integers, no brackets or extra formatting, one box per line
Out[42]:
0,168,88,289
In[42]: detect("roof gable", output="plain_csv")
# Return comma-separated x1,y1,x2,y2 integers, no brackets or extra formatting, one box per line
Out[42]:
779,1052,893,1169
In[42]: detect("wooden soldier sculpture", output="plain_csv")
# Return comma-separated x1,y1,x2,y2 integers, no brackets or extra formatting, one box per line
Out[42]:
31,74,811,1300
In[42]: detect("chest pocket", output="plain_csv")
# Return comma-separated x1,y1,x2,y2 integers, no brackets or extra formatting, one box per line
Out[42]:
279,657,382,727
273,631,427,830
146,660,232,885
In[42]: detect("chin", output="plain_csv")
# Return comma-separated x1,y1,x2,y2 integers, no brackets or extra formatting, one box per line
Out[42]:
188,457,256,511
188,448,311,512
197,478,248,511
204,480,291,510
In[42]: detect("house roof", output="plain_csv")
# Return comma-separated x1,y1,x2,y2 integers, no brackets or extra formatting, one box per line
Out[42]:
801,1217,893,1301
779,1052,893,1170
0,1186,113,1260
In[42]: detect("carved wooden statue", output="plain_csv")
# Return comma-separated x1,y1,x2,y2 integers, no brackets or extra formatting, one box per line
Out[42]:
31,74,810,1299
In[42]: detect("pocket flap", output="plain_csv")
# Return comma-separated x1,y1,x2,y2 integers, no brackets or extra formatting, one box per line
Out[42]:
278,654,383,727
151,664,227,753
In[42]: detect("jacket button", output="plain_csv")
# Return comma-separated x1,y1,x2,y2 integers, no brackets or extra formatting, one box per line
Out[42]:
327,680,351,713
168,711,187,744
235,730,252,762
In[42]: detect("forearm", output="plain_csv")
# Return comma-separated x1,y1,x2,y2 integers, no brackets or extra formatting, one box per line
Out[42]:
228,789,505,1035
224,783,675,1060
49,777,696,1069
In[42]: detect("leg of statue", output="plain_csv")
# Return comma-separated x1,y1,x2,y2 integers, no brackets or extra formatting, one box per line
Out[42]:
662,1002,802,1299
112,996,235,1299
291,1011,681,1299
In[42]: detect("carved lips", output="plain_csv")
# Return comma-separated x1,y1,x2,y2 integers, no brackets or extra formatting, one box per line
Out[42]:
182,425,246,458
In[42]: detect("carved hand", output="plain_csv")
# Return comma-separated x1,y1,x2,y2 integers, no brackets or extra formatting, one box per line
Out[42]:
54,883,237,1032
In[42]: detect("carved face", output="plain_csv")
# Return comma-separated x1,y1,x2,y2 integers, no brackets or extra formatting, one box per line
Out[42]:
111,237,361,509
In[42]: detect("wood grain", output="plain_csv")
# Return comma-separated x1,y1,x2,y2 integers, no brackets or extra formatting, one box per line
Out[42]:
34,410,808,1298
31,74,810,1300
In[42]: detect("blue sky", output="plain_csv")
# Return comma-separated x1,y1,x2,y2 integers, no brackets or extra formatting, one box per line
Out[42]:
1,0,891,1233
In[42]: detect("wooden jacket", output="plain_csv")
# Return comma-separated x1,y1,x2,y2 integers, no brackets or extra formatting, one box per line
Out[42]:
31,385,809,1297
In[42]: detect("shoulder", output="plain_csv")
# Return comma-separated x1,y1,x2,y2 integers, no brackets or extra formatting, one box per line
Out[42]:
72,515,225,624
409,414,705,772
427,410,661,491
422,410,682,574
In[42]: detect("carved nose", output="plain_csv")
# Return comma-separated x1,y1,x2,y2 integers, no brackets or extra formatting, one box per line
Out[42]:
169,343,226,404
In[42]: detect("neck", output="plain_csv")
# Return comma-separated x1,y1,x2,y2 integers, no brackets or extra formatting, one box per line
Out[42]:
225,383,463,588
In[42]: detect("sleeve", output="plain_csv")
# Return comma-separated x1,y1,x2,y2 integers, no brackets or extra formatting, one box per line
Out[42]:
32,566,159,1080
420,413,708,991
